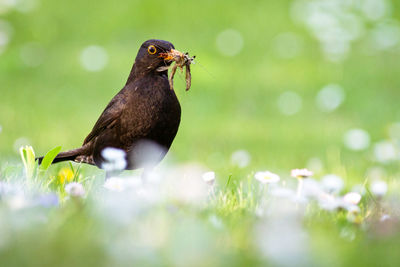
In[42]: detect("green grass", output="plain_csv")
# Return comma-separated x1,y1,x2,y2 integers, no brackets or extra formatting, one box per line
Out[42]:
1,147,399,267
1,0,400,266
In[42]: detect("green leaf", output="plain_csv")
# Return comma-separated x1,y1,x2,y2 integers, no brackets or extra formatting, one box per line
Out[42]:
39,146,62,171
20,146,36,179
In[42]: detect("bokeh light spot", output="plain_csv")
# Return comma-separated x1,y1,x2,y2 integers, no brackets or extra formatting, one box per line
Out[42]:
316,84,345,112
373,140,398,163
79,45,109,72
361,0,391,21
0,20,13,53
277,91,302,116
343,128,370,151
216,29,244,57
321,174,344,194
231,149,251,168
306,157,323,174
369,21,400,51
15,0,39,13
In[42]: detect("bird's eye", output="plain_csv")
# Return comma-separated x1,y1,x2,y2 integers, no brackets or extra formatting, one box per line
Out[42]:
148,45,157,55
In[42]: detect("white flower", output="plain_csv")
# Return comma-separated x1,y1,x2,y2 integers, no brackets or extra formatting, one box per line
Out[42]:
343,192,362,205
321,174,344,194
255,171,280,184
370,180,388,197
102,147,125,159
346,206,361,223
65,182,85,197
302,178,324,199
202,171,216,185
101,147,127,171
290,168,313,178
346,205,361,214
318,195,342,211
103,177,125,192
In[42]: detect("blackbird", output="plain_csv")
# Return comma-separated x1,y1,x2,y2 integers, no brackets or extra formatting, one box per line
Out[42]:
38,39,186,170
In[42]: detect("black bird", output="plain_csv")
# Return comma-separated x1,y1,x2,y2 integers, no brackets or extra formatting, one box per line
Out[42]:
38,39,186,171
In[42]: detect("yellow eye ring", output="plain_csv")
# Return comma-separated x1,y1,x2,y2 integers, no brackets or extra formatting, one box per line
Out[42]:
148,45,157,55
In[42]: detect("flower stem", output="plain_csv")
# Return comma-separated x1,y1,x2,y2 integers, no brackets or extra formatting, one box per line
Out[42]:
296,178,303,199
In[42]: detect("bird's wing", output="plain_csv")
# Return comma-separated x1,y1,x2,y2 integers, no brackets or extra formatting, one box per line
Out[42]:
83,91,126,145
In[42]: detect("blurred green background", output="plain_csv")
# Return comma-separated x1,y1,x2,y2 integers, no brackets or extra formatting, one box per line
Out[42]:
1,0,400,177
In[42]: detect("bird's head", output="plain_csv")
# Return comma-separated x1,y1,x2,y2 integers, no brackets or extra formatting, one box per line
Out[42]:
134,39,185,73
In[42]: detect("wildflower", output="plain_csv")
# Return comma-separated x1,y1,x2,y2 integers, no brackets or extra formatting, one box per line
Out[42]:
65,182,85,197
202,171,216,185
343,192,362,205
370,180,388,197
254,171,280,184
291,168,313,199
345,204,362,224
58,167,74,184
101,147,127,171
318,194,341,211
103,177,125,192
291,168,313,179
346,205,361,215
321,174,344,194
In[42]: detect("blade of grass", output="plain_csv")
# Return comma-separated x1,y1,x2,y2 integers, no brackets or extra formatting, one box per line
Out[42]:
20,146,36,180
40,146,62,171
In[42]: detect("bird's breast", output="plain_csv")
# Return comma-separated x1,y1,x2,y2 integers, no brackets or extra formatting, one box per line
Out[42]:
121,75,181,147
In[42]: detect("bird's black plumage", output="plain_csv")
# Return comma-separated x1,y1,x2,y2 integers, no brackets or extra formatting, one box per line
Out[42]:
39,39,183,170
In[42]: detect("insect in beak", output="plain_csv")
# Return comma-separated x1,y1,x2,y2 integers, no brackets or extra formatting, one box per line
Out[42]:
158,49,195,91
159,49,185,62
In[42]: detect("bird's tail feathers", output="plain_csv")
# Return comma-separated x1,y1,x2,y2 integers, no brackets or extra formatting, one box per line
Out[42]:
36,146,89,165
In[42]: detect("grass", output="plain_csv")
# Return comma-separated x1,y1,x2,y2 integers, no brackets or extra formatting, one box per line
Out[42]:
1,0,400,266
0,146,399,267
